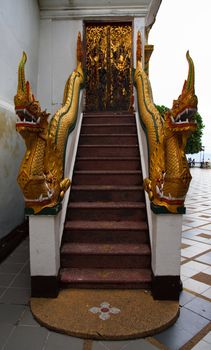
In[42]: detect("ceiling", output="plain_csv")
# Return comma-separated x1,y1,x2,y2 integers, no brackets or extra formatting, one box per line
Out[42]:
39,1,152,10
38,0,162,27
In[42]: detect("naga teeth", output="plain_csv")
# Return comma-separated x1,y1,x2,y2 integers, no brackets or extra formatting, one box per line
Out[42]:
156,185,163,198
37,117,41,123
171,116,175,123
47,190,52,198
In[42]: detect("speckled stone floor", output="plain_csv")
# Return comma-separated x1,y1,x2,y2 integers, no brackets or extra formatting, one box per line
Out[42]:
0,168,211,350
31,289,179,340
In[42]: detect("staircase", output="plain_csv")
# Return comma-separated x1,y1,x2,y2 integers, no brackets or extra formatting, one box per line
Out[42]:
59,112,152,289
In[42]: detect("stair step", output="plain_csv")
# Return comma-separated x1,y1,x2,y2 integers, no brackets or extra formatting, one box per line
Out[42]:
74,157,141,171
60,111,151,290
72,170,142,185
77,145,140,157
63,220,149,244
67,201,146,221
83,112,134,117
81,124,137,134
61,242,150,255
64,220,148,231
61,242,150,268
60,268,152,289
70,185,145,202
79,134,138,145
82,116,136,125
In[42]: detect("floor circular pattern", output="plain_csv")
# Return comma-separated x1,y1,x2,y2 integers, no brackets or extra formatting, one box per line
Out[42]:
31,289,179,340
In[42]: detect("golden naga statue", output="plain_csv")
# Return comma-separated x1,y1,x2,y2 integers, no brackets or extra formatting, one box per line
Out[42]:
134,32,198,213
14,33,84,214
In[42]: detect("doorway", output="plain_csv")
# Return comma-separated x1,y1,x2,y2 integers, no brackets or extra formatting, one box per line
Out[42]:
85,22,133,112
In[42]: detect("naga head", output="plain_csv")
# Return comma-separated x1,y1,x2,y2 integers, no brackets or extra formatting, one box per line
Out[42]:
14,52,49,136
153,52,198,213
165,51,198,135
142,51,199,214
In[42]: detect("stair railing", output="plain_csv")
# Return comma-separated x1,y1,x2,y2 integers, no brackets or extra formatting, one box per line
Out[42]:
14,32,85,297
133,31,198,300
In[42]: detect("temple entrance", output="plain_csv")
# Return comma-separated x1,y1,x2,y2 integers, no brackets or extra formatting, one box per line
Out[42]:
85,22,133,112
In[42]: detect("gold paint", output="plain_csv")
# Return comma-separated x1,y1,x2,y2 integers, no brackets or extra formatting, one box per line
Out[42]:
77,31,83,64
136,31,142,63
85,23,132,111
14,32,84,214
134,32,198,213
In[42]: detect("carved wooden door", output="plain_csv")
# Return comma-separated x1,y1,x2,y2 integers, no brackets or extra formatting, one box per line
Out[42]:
85,23,132,112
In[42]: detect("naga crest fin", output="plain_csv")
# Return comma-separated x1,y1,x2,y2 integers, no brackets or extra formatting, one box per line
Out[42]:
136,31,142,63
77,32,83,64
17,51,27,94
170,50,198,117
186,50,195,92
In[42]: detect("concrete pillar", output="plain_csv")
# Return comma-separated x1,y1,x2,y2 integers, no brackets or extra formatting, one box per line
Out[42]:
151,213,183,300
29,212,61,297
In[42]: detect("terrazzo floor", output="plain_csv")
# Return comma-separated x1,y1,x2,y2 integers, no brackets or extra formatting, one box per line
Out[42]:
0,168,210,350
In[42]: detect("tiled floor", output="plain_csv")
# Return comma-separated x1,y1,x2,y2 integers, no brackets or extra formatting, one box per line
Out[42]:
0,168,211,350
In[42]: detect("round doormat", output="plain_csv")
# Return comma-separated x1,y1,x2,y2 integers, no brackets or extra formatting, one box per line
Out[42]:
31,289,179,340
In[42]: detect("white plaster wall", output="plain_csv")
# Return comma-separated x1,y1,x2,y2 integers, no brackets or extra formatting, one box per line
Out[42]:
0,0,40,239
29,215,61,276
0,0,40,104
37,19,83,114
151,213,183,276
0,103,25,238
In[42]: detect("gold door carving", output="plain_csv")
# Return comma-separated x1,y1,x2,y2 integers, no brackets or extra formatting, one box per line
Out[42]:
85,23,132,112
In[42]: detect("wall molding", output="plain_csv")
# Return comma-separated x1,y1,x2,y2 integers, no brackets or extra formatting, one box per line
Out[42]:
40,8,148,19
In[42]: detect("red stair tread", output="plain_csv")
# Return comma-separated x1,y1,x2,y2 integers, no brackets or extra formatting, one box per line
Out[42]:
76,157,140,160
81,123,136,127
80,133,137,136
68,201,145,209
71,185,144,190
60,268,151,283
83,112,134,116
61,243,150,255
78,145,139,147
74,170,141,174
64,220,148,231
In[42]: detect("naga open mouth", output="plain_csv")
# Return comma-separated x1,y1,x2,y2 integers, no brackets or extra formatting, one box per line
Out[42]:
171,107,197,126
24,190,54,204
15,108,41,127
156,185,185,204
